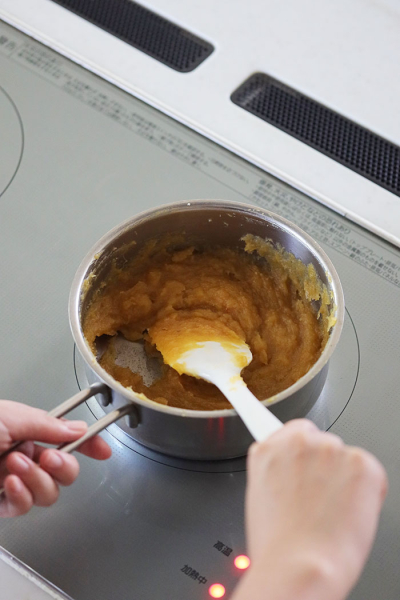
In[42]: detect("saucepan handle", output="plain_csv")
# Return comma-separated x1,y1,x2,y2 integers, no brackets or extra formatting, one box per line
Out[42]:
48,382,112,418
60,403,135,454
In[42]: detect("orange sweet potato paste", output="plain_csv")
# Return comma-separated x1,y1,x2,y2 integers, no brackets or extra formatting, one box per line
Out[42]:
83,235,333,410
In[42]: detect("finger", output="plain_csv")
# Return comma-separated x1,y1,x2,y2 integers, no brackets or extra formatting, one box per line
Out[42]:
0,400,88,445
32,443,47,462
281,418,320,434
6,453,59,507
0,475,33,517
76,435,112,460
14,441,36,460
262,418,320,448
319,431,345,449
348,446,389,504
248,418,319,457
380,468,389,503
32,436,111,465
39,450,80,486
0,441,36,485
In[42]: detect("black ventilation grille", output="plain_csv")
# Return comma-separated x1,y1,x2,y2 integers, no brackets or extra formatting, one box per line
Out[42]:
231,73,400,197
50,0,214,72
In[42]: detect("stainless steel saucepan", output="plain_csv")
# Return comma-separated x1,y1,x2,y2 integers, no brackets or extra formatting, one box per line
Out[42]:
65,199,344,461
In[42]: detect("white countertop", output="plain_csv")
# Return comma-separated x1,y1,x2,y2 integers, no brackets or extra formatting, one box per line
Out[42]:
1,0,400,246
0,547,72,600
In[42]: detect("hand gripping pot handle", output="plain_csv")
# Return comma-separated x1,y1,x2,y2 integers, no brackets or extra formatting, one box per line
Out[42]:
0,383,138,496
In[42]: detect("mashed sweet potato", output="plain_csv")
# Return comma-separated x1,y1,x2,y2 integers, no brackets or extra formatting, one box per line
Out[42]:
83,235,332,410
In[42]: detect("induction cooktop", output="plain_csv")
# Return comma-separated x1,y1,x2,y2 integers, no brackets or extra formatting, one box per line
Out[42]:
0,20,400,600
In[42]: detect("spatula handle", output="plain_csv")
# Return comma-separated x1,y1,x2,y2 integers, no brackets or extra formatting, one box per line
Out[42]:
220,379,283,442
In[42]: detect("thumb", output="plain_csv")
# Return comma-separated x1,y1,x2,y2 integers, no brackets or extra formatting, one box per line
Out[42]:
0,400,87,447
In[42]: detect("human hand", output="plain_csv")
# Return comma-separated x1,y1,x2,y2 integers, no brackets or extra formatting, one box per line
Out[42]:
0,400,112,518
232,419,388,600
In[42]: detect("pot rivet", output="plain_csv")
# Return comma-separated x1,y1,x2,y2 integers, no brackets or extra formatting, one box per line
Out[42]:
126,413,139,429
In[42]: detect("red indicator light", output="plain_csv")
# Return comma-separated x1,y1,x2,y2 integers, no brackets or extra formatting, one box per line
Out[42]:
234,555,251,570
209,583,226,598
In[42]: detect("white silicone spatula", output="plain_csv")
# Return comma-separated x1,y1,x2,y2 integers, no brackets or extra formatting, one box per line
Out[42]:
160,339,283,442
